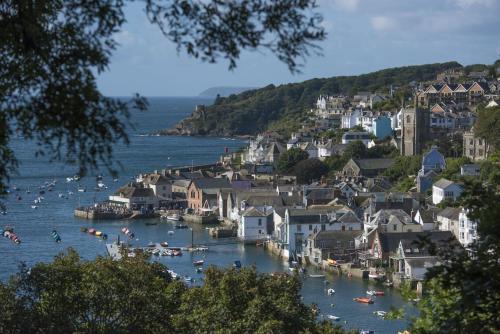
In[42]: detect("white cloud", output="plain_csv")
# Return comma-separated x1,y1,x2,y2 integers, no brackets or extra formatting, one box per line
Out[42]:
114,30,137,47
320,0,359,11
371,16,396,31
454,0,494,8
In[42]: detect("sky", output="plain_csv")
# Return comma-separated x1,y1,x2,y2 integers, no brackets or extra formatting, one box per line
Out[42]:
97,0,500,97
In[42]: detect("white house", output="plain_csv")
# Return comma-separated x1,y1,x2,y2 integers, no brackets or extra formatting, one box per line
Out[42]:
109,185,158,210
432,178,463,205
341,132,371,147
458,208,477,248
341,109,361,129
141,173,172,199
238,207,270,241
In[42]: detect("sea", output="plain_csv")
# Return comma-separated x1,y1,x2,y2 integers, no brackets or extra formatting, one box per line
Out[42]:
0,97,414,333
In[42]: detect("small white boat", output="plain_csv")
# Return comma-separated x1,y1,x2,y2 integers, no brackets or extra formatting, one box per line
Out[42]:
168,230,175,235
67,191,74,195
309,274,325,278
31,205,38,209
77,187,86,192
374,311,387,318
152,249,160,256
66,177,73,182
166,213,181,221
58,193,65,198
327,288,335,295
327,315,340,321
184,276,193,283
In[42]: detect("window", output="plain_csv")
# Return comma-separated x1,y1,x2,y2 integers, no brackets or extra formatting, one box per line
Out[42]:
258,219,262,226
321,224,326,231
469,149,474,155
469,140,474,145
162,186,166,190
309,224,313,231
341,225,345,231
297,224,302,232
258,229,262,234
406,115,411,123
393,224,397,231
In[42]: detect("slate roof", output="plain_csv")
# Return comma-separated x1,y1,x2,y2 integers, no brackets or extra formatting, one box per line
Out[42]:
338,211,361,224
311,230,363,242
437,207,461,220
354,159,395,170
378,231,455,255
433,178,455,189
114,186,155,199
287,208,332,224
191,178,231,190
242,207,269,217
142,174,170,185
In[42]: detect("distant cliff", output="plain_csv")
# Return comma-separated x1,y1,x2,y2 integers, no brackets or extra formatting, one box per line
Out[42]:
198,86,257,98
161,61,464,137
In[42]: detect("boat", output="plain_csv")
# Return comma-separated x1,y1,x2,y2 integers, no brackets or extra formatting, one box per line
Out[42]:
374,310,387,318
195,267,203,273
233,260,242,268
175,224,188,229
368,272,384,280
80,227,88,233
77,186,86,192
31,205,38,209
66,177,73,182
51,230,61,243
167,269,178,279
383,280,393,287
172,250,182,256
309,274,326,278
87,228,96,235
100,233,108,240
326,315,341,321
193,260,204,266
152,249,160,256
160,241,169,247
327,288,335,296
58,193,65,198
167,230,175,235
360,331,375,334
184,276,193,283
353,297,374,304
147,242,156,248
366,290,385,296
145,222,158,226
95,231,103,237
3,228,21,244
166,213,181,221
1,211,6,215
121,227,135,239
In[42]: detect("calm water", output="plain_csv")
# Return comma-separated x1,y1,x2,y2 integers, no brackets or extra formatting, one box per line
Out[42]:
0,97,412,333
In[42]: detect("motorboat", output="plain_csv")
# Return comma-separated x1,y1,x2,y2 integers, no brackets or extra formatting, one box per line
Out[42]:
66,177,73,183
368,272,384,280
326,315,340,321
360,331,375,334
166,213,181,221
172,250,182,256
367,290,385,296
147,242,156,248
160,241,169,247
309,274,326,278
3,228,21,244
233,260,242,268
87,228,96,235
354,297,374,304
77,186,86,192
193,260,204,266
167,270,178,279
383,280,393,287
184,276,193,283
31,205,38,209
121,227,135,239
374,310,387,318
195,267,203,273
327,288,335,296
152,249,160,256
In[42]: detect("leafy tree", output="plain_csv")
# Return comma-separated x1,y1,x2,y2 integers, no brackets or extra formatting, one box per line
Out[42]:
343,140,367,160
294,158,327,184
0,249,351,334
366,145,398,159
277,148,309,173
0,0,325,194
411,179,500,333
383,155,422,182
474,105,500,150
440,156,471,180
324,154,348,173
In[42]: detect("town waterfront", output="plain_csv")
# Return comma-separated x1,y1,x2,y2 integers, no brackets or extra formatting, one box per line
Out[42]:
0,97,412,333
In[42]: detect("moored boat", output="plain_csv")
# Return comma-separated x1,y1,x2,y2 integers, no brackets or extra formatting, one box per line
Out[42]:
175,224,188,229
160,241,169,247
327,315,340,321
374,310,387,318
121,227,135,239
3,228,21,244
233,260,242,268
309,274,326,278
353,297,374,304
327,288,335,295
193,260,204,266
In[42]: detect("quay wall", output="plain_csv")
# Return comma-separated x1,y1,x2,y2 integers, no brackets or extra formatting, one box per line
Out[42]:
183,214,218,224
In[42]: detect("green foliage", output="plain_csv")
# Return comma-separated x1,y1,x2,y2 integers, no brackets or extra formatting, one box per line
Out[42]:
174,62,463,136
475,105,500,150
366,145,399,159
294,158,328,184
343,141,367,159
0,0,325,196
384,306,405,320
383,155,422,182
324,155,348,173
411,179,500,334
0,249,350,334
440,156,471,180
318,129,347,144
277,148,309,173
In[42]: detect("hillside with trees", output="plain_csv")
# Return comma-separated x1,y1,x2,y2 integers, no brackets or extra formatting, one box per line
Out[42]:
163,61,464,137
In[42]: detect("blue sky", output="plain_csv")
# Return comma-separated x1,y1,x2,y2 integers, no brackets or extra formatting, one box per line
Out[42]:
97,0,500,96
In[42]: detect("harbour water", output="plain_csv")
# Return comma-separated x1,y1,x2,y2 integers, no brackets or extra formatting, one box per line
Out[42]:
0,97,413,333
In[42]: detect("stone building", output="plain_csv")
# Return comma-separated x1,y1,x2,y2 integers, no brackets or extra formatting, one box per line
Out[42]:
463,128,489,161
400,107,430,156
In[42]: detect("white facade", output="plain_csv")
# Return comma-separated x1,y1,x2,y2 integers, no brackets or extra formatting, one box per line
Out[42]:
432,181,463,205
239,209,269,241
458,208,477,247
